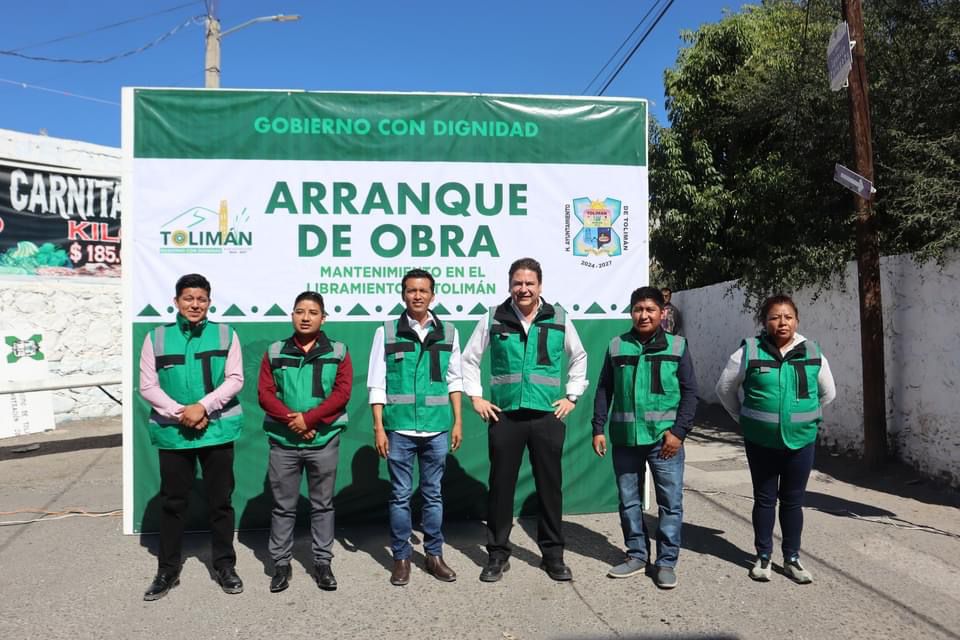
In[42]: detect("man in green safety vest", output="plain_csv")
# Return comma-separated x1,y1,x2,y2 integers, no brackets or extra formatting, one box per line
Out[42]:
462,257,588,583
369,268,463,587
591,286,698,589
258,291,352,593
138,274,245,601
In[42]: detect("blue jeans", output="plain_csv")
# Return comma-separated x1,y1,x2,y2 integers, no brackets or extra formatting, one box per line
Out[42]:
387,431,448,559
744,439,815,559
612,438,685,567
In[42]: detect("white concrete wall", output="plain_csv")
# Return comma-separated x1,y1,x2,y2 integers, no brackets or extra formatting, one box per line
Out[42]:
0,279,123,421
0,128,120,174
673,252,960,486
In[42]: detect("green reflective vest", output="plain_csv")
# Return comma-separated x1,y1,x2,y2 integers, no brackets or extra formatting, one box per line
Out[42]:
382,313,456,432
609,330,685,446
263,334,348,448
147,316,243,450
488,300,566,412
740,337,823,449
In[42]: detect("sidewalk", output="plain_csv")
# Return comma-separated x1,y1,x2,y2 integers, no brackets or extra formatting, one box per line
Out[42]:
1,412,958,640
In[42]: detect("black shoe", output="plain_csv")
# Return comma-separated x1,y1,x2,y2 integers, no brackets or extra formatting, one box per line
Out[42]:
314,564,337,591
143,571,180,601
215,566,243,594
270,565,291,593
479,557,510,583
541,559,573,581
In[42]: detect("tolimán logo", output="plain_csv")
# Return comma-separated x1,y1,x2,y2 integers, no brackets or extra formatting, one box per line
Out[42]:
563,197,626,269
159,200,253,254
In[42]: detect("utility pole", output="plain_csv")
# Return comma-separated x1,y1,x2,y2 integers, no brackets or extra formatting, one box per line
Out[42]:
202,3,299,89
842,0,887,467
204,6,221,88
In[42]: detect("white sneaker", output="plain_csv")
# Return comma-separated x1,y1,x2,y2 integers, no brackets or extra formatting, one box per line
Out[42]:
749,556,771,581
784,557,813,584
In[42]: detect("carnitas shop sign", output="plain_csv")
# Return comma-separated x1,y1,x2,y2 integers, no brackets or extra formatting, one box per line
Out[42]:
0,162,121,277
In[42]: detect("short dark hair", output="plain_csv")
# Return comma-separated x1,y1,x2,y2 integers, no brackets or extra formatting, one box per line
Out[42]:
175,273,211,297
629,286,665,309
508,257,542,283
294,291,326,315
401,268,435,293
757,294,799,325
660,287,672,295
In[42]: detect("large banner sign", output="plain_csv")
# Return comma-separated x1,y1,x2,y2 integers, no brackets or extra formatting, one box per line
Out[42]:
122,89,648,534
0,162,121,277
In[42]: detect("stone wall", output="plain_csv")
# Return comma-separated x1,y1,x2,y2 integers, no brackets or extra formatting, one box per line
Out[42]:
0,278,123,421
672,252,960,486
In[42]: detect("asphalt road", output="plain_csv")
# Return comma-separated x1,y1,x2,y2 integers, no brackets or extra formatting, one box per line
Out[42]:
1,415,958,640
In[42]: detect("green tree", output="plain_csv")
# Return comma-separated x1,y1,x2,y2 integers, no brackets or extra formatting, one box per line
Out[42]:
651,0,960,301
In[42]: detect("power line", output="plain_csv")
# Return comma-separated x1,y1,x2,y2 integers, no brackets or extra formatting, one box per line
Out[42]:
0,16,203,64
0,78,120,106
581,0,666,95
597,0,677,96
789,0,816,150
8,1,202,52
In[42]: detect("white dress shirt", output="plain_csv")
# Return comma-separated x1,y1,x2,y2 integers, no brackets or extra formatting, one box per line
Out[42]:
368,313,463,437
461,298,589,400
715,332,837,423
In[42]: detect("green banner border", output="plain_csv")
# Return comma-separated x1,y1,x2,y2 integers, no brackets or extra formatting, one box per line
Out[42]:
132,89,647,166
131,318,625,533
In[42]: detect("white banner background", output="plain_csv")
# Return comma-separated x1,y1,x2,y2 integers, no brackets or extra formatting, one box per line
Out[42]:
131,159,648,320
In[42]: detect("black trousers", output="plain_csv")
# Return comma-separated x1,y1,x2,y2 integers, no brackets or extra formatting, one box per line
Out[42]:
157,443,236,573
486,409,565,562
744,439,815,559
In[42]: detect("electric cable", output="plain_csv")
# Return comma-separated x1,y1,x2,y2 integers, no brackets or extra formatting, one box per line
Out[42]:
597,0,677,96
0,77,119,106
0,507,122,526
581,0,666,95
685,487,960,539
97,385,123,405
789,0,815,150
7,1,202,52
0,15,203,64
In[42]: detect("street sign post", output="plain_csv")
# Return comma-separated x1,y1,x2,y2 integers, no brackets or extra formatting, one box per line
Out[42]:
834,163,874,200
827,21,853,91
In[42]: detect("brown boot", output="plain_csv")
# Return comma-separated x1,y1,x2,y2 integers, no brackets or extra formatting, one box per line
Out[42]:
425,554,457,582
390,559,411,586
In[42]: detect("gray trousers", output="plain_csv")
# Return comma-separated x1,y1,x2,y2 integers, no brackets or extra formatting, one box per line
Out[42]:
267,435,339,567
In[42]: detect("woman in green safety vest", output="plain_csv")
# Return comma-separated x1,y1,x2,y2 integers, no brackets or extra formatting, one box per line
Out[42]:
715,294,836,584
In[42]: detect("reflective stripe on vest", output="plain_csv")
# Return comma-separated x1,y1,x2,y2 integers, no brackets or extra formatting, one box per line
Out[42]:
528,374,561,386
607,331,684,446
487,303,566,412
265,338,348,425
147,320,242,449
382,316,454,431
739,337,823,449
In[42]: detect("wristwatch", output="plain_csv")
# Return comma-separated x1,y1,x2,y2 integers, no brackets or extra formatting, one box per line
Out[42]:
566,394,578,404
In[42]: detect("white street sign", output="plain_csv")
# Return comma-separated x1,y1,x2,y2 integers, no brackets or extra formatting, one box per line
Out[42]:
827,21,853,92
834,163,875,200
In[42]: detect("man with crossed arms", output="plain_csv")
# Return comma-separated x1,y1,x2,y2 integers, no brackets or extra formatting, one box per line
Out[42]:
369,268,463,586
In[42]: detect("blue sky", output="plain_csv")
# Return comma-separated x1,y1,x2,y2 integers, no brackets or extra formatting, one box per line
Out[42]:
0,1,745,148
